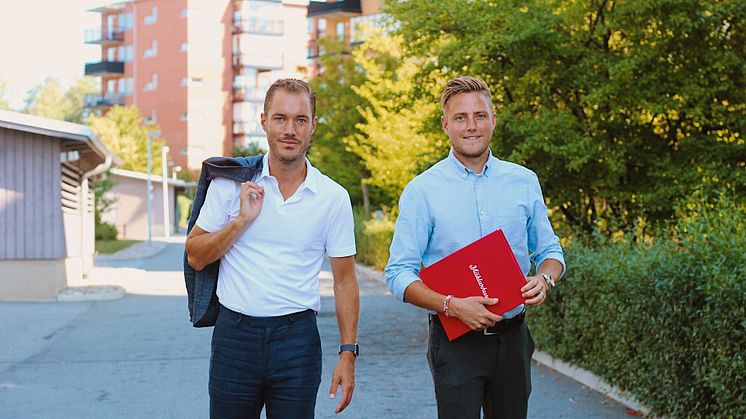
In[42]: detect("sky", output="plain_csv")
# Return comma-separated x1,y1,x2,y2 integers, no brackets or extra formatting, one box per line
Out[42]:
0,0,103,110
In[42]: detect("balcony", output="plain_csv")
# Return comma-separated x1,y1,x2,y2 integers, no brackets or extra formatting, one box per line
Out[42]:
308,0,362,19
233,120,263,136
84,61,125,77
233,53,283,70
84,93,125,109
84,28,124,46
233,16,284,36
233,86,265,103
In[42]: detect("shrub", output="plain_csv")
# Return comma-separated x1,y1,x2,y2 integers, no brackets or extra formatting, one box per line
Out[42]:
530,193,745,418
177,194,192,229
353,207,395,270
95,222,118,241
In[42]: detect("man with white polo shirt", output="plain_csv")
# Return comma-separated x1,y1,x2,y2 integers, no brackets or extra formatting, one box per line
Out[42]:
185,78,359,419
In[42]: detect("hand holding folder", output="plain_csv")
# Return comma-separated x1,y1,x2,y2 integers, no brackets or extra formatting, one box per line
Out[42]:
420,229,527,341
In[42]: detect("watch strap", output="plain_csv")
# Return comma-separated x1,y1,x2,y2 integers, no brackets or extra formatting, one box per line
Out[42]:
540,273,556,289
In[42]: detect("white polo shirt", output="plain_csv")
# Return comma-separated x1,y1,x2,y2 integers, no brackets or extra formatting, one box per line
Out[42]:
195,153,356,316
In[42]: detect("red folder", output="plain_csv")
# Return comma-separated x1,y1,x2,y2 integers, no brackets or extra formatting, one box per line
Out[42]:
420,229,527,341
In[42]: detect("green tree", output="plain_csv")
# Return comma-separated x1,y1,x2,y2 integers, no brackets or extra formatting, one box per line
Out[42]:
345,29,448,205
24,78,67,120
63,77,98,123
309,36,371,208
22,77,98,123
387,0,745,235
0,80,11,110
87,105,164,173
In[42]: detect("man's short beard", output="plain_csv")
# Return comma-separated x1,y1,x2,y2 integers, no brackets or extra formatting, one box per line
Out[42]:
454,145,489,158
277,152,305,164
272,140,311,164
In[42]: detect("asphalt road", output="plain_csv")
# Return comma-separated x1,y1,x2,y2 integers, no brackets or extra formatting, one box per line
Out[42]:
0,240,631,418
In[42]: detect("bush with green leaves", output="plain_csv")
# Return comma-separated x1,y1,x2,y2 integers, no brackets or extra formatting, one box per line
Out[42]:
530,193,745,417
353,207,395,270
95,222,118,241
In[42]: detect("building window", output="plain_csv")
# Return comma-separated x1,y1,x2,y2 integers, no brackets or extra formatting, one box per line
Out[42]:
107,47,116,61
118,12,133,30
180,112,188,121
118,45,133,62
107,79,116,93
118,77,133,96
144,40,158,58
180,42,188,52
107,14,116,35
180,8,188,17
145,108,157,123
144,6,157,24
144,73,158,91
180,77,188,86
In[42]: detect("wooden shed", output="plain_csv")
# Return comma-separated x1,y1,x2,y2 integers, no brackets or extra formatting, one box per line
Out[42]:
0,110,117,300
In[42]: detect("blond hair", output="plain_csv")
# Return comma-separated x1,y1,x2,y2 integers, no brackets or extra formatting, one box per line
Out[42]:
264,78,317,118
440,76,492,112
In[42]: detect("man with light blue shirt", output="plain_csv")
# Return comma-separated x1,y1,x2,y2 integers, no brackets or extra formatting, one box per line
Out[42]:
385,76,565,419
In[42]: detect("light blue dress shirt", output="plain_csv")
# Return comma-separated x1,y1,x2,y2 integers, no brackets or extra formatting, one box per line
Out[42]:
385,149,566,319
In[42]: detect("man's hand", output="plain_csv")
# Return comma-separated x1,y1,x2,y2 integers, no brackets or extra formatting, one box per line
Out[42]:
521,274,546,307
238,181,264,223
329,352,356,414
448,296,502,330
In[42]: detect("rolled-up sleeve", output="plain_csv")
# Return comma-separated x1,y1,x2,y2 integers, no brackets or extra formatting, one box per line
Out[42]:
526,173,566,277
384,184,431,302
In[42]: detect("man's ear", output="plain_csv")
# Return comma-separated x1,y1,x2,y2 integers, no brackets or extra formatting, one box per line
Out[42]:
441,114,448,132
260,113,267,133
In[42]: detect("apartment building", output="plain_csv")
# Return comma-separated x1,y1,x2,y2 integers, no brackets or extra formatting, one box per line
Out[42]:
305,0,384,77
84,0,308,173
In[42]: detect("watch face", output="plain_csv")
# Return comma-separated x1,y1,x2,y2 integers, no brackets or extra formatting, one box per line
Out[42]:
339,344,359,356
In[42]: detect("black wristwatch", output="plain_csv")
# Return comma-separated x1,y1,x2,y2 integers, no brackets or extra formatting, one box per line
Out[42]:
338,343,359,357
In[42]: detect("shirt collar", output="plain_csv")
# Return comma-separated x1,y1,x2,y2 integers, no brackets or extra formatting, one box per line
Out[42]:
447,148,495,178
258,153,318,194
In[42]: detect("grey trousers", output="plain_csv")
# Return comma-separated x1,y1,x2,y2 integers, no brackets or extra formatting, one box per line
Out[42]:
427,314,535,419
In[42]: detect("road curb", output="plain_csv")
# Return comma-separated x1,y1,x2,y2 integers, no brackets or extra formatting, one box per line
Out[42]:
96,241,168,261
532,351,651,416
57,285,126,302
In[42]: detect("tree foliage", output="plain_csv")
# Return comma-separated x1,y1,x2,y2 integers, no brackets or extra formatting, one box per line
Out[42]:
385,0,745,235
88,105,164,173
63,77,98,123
24,78,67,121
23,77,98,123
346,29,449,203
0,81,10,110
308,36,370,205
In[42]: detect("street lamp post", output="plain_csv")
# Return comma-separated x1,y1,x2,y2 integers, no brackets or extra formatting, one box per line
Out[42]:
162,146,170,239
146,130,160,242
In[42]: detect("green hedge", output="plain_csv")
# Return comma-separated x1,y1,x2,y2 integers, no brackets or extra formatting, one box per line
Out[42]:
530,195,745,418
353,207,395,270
95,222,118,241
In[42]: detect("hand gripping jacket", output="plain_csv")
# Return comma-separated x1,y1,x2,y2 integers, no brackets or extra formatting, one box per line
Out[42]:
183,155,264,327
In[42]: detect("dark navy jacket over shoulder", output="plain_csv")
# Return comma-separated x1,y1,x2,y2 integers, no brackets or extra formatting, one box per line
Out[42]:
184,155,264,327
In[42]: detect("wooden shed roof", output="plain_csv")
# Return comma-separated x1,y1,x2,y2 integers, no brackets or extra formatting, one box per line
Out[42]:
0,110,120,172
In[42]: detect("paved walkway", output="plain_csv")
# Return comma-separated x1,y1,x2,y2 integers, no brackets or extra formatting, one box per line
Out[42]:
0,238,632,418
